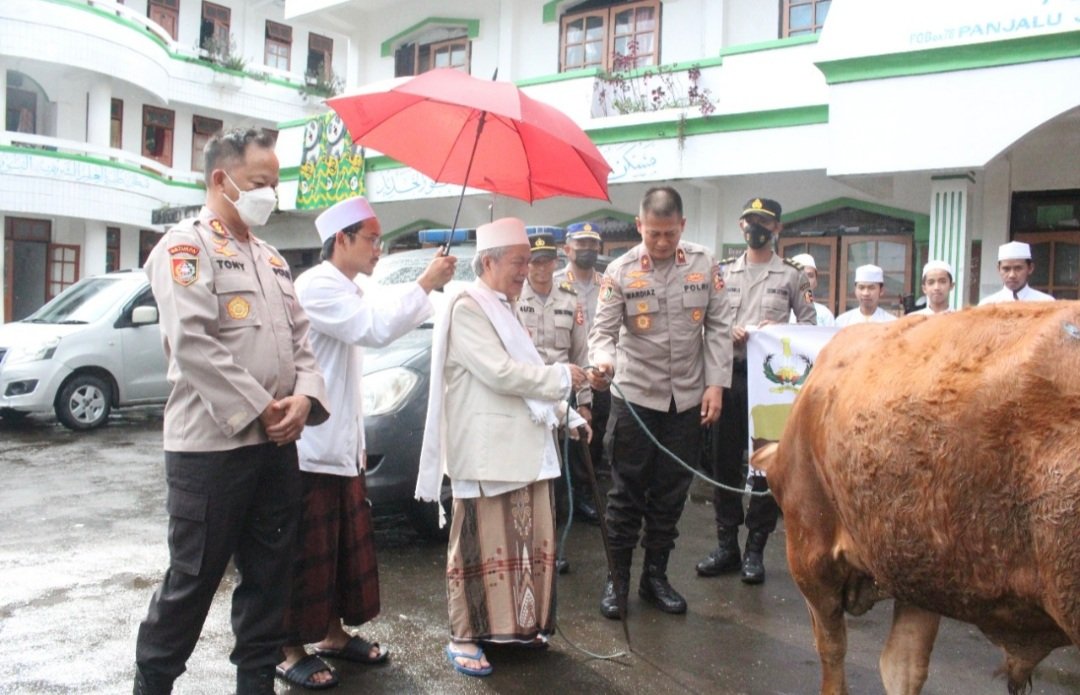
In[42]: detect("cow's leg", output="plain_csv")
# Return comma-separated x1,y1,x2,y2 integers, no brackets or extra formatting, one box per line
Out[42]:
879,600,940,695
803,592,849,695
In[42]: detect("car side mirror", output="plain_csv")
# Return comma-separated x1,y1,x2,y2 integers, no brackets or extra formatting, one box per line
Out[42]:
132,305,159,325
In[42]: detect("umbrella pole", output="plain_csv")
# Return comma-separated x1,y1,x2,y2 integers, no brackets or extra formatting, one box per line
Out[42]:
445,110,488,252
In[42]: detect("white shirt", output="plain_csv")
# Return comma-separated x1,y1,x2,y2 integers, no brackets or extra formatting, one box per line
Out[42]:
294,261,434,477
835,306,898,327
910,306,952,316
790,303,835,327
978,285,1055,305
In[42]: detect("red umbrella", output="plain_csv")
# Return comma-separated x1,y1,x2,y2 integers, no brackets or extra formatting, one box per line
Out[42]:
326,69,611,223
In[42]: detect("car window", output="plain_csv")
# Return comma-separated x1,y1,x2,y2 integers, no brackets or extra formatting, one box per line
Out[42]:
23,277,136,325
371,247,477,287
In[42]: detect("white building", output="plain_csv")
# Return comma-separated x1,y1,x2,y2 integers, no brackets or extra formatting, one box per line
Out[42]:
3,0,1079,321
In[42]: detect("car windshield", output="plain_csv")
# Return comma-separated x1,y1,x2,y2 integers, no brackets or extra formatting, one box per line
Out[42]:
371,250,477,286
22,277,135,325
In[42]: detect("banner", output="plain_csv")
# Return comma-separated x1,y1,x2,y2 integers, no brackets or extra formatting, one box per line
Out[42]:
296,112,365,210
745,325,840,475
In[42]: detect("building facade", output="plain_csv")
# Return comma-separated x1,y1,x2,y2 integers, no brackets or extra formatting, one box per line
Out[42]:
3,0,1079,321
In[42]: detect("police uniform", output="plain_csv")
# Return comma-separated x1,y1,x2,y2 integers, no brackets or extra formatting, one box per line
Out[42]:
589,239,732,613
518,280,590,405
136,206,329,684
699,196,815,584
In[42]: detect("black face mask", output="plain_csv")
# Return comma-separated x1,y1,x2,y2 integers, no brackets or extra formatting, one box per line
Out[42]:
574,249,598,269
743,222,773,250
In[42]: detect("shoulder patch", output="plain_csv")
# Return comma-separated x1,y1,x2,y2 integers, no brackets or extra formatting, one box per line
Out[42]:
719,256,740,266
783,257,804,270
168,244,200,256
558,281,577,295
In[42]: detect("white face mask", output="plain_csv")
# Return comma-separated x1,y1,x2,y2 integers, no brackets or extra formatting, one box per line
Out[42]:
223,172,277,228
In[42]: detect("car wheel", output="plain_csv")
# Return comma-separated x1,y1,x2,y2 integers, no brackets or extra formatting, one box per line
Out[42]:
408,478,452,541
56,375,112,430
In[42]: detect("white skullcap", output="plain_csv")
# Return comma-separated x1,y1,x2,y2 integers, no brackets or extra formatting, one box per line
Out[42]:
922,259,954,279
476,217,529,251
998,241,1032,261
315,196,377,243
790,253,816,270
854,264,884,284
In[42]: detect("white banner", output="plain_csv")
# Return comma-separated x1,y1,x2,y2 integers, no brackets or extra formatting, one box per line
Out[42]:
745,325,840,475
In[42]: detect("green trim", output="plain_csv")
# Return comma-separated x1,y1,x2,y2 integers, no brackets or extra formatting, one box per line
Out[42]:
931,172,977,183
280,166,300,181
515,67,602,87
542,1,560,24
816,30,1080,85
380,17,481,58
386,219,449,240
277,117,312,130
560,208,636,225
40,0,307,93
0,144,205,190
784,197,931,242
587,105,828,146
719,34,819,58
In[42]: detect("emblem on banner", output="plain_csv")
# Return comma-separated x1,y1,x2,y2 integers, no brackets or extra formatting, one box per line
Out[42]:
762,336,813,393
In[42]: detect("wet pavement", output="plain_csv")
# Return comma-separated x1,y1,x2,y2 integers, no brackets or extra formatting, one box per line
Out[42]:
1,408,1079,694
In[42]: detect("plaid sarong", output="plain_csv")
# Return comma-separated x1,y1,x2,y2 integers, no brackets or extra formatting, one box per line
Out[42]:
284,472,380,645
447,479,557,643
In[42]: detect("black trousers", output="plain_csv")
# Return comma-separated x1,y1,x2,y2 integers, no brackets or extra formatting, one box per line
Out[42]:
710,361,780,536
135,442,301,679
605,397,700,553
588,387,611,473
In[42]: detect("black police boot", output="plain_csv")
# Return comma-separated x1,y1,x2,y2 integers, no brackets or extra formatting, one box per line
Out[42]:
573,489,601,524
236,665,276,695
695,526,741,577
741,530,769,585
599,548,633,619
133,665,174,695
638,549,687,614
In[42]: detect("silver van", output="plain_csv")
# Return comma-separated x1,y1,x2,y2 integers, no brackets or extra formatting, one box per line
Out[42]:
0,269,169,429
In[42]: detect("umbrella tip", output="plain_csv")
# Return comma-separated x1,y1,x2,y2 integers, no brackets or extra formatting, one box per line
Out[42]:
491,67,498,81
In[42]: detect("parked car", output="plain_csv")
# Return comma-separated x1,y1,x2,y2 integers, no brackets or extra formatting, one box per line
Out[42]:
0,269,169,429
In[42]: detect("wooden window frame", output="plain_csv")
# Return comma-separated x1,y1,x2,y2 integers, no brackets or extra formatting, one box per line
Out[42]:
147,0,179,40
201,1,232,50
782,0,830,38
47,243,80,301
265,20,292,71
106,227,121,273
191,115,223,172
110,98,123,149
560,0,660,73
308,33,334,80
778,238,839,313
1015,231,1080,300
142,105,175,168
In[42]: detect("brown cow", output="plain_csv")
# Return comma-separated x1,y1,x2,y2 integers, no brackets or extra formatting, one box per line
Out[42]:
754,302,1080,695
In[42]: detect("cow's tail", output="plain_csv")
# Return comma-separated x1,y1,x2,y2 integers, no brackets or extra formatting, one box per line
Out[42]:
750,442,779,474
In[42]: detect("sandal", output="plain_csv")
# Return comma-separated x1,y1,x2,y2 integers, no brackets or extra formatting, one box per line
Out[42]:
446,642,493,677
274,654,338,690
314,635,389,665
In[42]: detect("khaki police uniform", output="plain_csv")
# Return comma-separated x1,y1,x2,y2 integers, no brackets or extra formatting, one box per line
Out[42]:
518,279,590,406
136,206,329,682
554,265,604,328
589,241,732,553
710,251,814,546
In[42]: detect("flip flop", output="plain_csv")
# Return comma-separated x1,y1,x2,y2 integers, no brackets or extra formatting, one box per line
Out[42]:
274,654,338,690
314,635,389,665
445,643,493,677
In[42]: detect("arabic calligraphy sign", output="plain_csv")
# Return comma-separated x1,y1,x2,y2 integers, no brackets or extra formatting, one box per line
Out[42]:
297,112,365,210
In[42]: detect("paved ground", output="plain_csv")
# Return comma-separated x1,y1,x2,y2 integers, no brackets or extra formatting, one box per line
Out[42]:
1,407,1079,694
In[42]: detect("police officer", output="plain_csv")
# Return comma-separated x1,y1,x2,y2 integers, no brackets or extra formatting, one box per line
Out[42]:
135,127,330,695
588,186,732,618
554,221,607,518
519,232,592,564
696,197,815,585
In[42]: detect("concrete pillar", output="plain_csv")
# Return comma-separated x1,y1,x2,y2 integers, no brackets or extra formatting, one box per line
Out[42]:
86,80,111,149
83,220,108,278
929,173,975,310
497,0,515,80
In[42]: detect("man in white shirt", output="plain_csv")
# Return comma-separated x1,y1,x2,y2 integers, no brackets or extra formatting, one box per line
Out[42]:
788,253,835,326
835,264,898,326
277,197,455,690
978,241,1055,304
911,260,955,315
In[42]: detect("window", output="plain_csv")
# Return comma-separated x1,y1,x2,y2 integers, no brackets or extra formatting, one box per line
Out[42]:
200,1,231,52
777,239,837,311
147,0,178,41
395,37,470,76
142,106,174,168
110,99,122,149
106,227,121,273
308,33,333,80
1012,189,1080,299
561,0,659,72
782,0,830,37
191,116,223,172
265,21,292,71
47,244,80,301
139,230,164,267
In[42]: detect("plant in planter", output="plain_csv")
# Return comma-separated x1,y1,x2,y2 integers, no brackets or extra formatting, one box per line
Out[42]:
595,41,715,118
